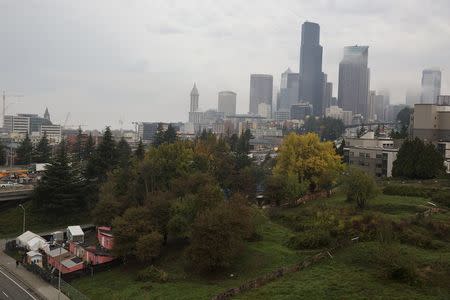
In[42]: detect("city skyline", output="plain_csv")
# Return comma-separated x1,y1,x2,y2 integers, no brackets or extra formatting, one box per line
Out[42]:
1,1,450,129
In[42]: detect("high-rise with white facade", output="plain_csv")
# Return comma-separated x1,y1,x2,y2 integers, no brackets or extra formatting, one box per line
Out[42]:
218,91,236,116
420,69,441,104
338,46,370,119
249,74,273,115
277,68,299,111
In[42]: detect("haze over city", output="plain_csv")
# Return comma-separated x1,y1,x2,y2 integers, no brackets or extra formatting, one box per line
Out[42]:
1,0,450,129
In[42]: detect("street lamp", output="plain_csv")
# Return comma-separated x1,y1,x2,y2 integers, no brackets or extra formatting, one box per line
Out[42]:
56,241,66,300
18,204,25,233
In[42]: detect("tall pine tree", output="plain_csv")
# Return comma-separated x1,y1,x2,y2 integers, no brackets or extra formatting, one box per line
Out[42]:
84,133,95,161
33,132,51,163
135,139,145,161
86,127,117,182
33,140,85,215
16,134,33,165
117,137,131,166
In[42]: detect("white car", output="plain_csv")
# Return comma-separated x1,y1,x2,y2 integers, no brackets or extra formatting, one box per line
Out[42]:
0,182,20,189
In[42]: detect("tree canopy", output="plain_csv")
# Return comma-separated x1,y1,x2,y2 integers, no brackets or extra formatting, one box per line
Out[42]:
341,167,378,209
16,134,33,165
33,140,85,215
392,138,444,179
274,132,343,189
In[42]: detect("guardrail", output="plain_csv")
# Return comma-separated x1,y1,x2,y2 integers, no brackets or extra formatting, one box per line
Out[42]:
0,188,33,202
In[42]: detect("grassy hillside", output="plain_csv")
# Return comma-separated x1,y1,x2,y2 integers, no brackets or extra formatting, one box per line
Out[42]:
72,217,303,299
70,192,450,299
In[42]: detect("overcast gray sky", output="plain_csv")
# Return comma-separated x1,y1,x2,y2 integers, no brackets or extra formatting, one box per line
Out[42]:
1,0,449,129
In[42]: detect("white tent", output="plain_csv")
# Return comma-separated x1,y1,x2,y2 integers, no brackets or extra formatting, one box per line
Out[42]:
16,231,39,247
16,231,47,251
27,236,47,251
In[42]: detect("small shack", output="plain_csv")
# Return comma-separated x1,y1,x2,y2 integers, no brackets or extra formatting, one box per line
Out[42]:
67,226,84,243
26,251,43,267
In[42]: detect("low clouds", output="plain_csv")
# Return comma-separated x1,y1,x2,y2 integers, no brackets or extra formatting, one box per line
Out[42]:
0,0,449,129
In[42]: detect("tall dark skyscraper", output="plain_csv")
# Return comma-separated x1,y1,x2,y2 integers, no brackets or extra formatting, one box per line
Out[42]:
298,21,324,116
338,46,370,119
249,74,273,115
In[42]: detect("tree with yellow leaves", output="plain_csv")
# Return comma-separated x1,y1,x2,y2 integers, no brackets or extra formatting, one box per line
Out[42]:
274,132,343,191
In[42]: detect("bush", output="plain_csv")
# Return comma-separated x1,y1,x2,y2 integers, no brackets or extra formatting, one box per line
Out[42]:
383,184,433,198
341,167,378,209
136,266,168,283
399,228,442,249
374,245,420,285
430,190,450,208
287,230,332,249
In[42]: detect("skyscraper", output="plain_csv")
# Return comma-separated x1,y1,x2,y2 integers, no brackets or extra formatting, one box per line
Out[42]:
190,83,199,112
298,21,324,116
189,83,202,123
338,46,370,119
249,74,273,115
277,68,299,111
44,107,50,122
420,69,441,104
218,91,237,116
322,73,333,111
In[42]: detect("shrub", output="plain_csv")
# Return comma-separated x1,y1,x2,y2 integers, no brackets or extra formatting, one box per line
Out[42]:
136,266,168,283
374,245,420,285
287,230,332,249
383,184,433,198
430,190,450,208
399,229,442,249
341,167,378,209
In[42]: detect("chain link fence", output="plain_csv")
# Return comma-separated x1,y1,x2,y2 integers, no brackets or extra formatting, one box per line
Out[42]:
50,277,90,300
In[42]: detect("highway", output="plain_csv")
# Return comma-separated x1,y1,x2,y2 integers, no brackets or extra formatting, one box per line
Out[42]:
0,267,37,300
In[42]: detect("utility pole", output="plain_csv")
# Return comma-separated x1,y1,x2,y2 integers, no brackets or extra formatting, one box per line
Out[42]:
18,204,25,233
2,91,24,127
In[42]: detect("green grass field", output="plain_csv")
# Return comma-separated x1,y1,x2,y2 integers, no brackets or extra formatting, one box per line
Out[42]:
0,201,92,238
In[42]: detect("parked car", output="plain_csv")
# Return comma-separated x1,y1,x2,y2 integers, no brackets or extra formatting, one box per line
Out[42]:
0,182,22,189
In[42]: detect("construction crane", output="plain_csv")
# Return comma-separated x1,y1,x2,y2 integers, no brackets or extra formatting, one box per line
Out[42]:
63,112,71,128
2,91,24,125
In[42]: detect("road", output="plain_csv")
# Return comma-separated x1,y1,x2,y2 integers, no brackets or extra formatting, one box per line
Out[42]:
0,267,37,300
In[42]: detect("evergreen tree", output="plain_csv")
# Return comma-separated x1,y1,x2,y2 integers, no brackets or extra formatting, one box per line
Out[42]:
396,107,413,127
164,124,177,144
152,123,166,147
16,134,33,165
0,141,6,166
135,139,145,161
74,127,84,162
237,129,252,154
374,125,381,137
33,132,51,163
33,140,85,215
86,127,117,181
117,137,131,166
84,133,95,161
321,117,345,141
392,138,444,179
